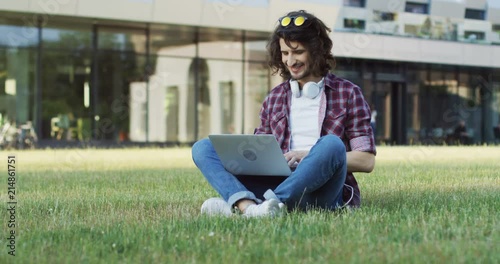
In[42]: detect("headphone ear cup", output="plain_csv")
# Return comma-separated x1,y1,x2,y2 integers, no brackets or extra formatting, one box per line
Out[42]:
290,80,301,98
302,82,321,99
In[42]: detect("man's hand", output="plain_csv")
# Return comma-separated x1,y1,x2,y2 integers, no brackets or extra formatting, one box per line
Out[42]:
284,150,309,167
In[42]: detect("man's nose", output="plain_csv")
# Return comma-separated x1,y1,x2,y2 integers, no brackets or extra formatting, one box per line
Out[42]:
286,55,295,66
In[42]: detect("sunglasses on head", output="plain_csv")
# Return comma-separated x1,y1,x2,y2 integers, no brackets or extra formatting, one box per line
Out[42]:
279,15,308,27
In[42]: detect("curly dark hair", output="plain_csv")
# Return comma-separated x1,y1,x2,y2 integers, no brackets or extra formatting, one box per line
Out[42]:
267,10,335,79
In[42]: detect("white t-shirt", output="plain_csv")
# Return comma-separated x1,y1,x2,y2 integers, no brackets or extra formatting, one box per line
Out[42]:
290,89,324,151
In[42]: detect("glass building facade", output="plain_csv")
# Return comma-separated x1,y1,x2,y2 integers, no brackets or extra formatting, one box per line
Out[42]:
1,1,500,146
335,59,500,144
0,13,279,145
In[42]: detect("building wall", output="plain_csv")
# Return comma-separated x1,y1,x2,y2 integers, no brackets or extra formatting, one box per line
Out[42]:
0,0,340,31
0,0,499,145
333,32,500,67
2,0,500,67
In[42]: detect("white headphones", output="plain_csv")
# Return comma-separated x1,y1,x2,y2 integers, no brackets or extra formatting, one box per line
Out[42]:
289,78,324,99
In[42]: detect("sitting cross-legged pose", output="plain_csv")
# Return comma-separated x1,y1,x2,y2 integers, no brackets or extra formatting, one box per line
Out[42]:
192,10,376,217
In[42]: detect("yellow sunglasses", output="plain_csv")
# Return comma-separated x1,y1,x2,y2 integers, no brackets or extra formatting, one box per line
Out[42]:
279,16,308,27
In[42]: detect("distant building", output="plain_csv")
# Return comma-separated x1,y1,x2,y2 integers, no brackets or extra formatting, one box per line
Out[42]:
1,0,499,145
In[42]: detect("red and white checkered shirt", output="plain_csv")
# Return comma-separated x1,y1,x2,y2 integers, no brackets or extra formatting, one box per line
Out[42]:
254,73,376,207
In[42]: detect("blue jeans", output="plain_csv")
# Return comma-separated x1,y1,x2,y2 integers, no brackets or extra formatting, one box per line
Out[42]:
191,135,347,210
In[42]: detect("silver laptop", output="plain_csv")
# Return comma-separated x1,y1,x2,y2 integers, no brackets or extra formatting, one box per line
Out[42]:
208,134,292,176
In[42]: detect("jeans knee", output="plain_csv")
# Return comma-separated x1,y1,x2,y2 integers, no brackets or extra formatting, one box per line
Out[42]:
319,135,344,149
316,135,346,161
192,138,212,163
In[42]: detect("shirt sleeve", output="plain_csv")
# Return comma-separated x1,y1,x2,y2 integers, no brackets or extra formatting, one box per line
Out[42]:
254,96,271,135
345,85,376,155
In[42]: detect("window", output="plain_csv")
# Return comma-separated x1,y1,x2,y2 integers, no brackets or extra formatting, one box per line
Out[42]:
374,11,397,21
98,27,147,52
0,16,38,133
405,2,428,14
493,24,500,33
464,31,485,41
96,26,147,140
344,19,366,30
465,9,485,20
343,0,365,7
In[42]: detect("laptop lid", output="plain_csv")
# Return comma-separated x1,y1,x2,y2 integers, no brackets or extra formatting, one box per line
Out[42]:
208,134,292,176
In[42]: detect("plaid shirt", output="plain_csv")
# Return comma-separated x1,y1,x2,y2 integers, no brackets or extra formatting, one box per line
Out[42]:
254,73,376,207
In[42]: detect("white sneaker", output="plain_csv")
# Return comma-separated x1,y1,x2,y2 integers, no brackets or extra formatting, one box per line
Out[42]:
278,202,287,213
200,198,233,216
243,199,281,218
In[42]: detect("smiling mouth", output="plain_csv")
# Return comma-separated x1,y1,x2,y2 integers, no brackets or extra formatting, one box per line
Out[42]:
290,64,303,73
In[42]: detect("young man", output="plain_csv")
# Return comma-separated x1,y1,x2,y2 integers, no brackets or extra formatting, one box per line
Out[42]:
192,10,376,217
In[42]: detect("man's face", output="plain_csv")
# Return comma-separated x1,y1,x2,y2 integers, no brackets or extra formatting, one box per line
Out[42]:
280,38,315,83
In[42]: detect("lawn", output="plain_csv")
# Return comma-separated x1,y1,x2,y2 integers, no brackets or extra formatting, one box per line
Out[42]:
1,146,499,263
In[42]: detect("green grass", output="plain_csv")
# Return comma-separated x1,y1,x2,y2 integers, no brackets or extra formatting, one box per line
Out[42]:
1,146,499,263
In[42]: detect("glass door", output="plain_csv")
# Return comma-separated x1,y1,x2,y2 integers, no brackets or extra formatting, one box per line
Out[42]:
374,81,407,144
